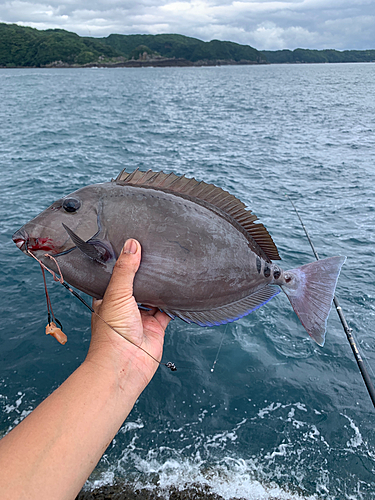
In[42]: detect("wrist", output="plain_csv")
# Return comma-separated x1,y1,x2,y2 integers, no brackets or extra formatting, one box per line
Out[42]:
84,341,155,403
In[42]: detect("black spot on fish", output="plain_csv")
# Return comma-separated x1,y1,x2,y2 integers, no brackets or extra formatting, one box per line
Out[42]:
264,264,271,278
256,257,261,274
273,267,281,280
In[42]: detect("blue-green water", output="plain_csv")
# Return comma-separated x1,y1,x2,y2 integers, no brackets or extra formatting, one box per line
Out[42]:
1,64,375,499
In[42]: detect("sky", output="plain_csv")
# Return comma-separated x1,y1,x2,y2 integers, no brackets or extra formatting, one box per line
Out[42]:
0,0,374,51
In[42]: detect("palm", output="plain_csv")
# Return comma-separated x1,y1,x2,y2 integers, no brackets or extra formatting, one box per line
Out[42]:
88,240,171,385
90,296,170,384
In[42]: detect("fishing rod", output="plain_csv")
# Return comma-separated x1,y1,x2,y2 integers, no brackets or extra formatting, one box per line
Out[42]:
286,195,375,409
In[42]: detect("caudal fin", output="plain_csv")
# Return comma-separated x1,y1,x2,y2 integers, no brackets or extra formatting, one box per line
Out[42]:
281,256,346,346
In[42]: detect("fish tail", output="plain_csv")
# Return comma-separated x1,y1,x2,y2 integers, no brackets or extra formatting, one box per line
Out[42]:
281,256,346,346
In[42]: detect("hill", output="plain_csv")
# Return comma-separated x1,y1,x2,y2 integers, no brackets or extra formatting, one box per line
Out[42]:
1,23,375,68
0,23,265,67
0,23,119,67
104,33,262,64
261,48,375,64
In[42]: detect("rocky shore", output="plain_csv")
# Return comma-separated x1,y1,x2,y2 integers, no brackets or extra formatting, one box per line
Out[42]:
75,483,241,500
43,57,265,69
75,482,292,499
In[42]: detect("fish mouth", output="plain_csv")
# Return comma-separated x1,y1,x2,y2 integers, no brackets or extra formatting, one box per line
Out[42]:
12,228,59,254
12,228,29,252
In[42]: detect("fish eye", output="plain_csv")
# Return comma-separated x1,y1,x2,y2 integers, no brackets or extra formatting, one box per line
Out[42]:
62,198,81,213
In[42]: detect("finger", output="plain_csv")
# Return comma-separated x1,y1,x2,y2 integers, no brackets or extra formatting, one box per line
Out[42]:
92,298,102,312
141,308,171,331
154,310,171,331
142,306,159,316
102,239,141,304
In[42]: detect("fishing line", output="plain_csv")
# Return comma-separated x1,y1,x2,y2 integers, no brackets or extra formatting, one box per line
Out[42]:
210,324,227,373
41,265,63,331
286,195,375,409
27,249,177,372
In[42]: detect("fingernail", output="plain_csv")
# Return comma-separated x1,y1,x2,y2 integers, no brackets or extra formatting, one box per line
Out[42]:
123,239,137,254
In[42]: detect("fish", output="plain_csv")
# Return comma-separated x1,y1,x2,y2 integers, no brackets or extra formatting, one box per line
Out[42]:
13,168,346,346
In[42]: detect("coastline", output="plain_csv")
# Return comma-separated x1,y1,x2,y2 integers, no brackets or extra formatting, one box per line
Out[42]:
75,482,288,500
2,58,374,69
1,24,375,69
76,483,233,500
0,57,266,70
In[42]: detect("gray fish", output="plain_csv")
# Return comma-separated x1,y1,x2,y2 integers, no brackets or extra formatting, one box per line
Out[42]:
13,169,345,346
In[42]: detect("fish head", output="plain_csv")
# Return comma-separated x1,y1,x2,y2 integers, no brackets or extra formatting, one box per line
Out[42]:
13,184,103,262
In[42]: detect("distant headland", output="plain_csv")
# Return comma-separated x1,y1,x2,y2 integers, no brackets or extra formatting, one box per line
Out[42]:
1,23,374,68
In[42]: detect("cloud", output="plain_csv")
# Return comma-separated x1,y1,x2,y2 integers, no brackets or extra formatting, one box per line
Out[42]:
0,0,374,50
249,23,316,51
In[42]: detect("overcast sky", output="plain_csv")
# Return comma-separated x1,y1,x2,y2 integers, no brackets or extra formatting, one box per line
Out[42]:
1,0,374,51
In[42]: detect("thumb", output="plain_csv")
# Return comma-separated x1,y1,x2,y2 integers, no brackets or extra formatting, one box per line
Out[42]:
103,239,141,305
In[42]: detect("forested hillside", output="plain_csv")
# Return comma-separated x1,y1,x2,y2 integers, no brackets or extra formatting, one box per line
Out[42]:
261,48,375,63
0,23,119,67
1,23,374,68
104,33,262,63
0,23,264,67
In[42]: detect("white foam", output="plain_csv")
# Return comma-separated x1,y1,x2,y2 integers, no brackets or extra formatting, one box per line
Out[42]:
129,455,319,500
342,413,364,449
84,409,322,500
120,419,144,434
256,402,282,419
4,391,24,414
265,443,292,460
81,402,373,499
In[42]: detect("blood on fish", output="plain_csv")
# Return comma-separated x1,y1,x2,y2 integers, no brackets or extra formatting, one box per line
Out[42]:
28,237,55,252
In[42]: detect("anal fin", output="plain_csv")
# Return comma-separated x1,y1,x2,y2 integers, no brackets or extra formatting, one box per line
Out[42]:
162,286,280,327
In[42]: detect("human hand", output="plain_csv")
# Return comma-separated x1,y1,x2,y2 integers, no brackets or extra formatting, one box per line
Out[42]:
87,239,171,390
0,239,170,500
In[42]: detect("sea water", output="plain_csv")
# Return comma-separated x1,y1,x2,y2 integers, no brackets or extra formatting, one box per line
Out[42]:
1,63,375,499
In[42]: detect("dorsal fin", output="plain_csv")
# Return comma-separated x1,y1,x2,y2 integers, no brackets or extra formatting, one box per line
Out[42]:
113,169,281,261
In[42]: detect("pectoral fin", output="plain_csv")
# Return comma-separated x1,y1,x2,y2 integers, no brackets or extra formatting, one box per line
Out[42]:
62,223,116,264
